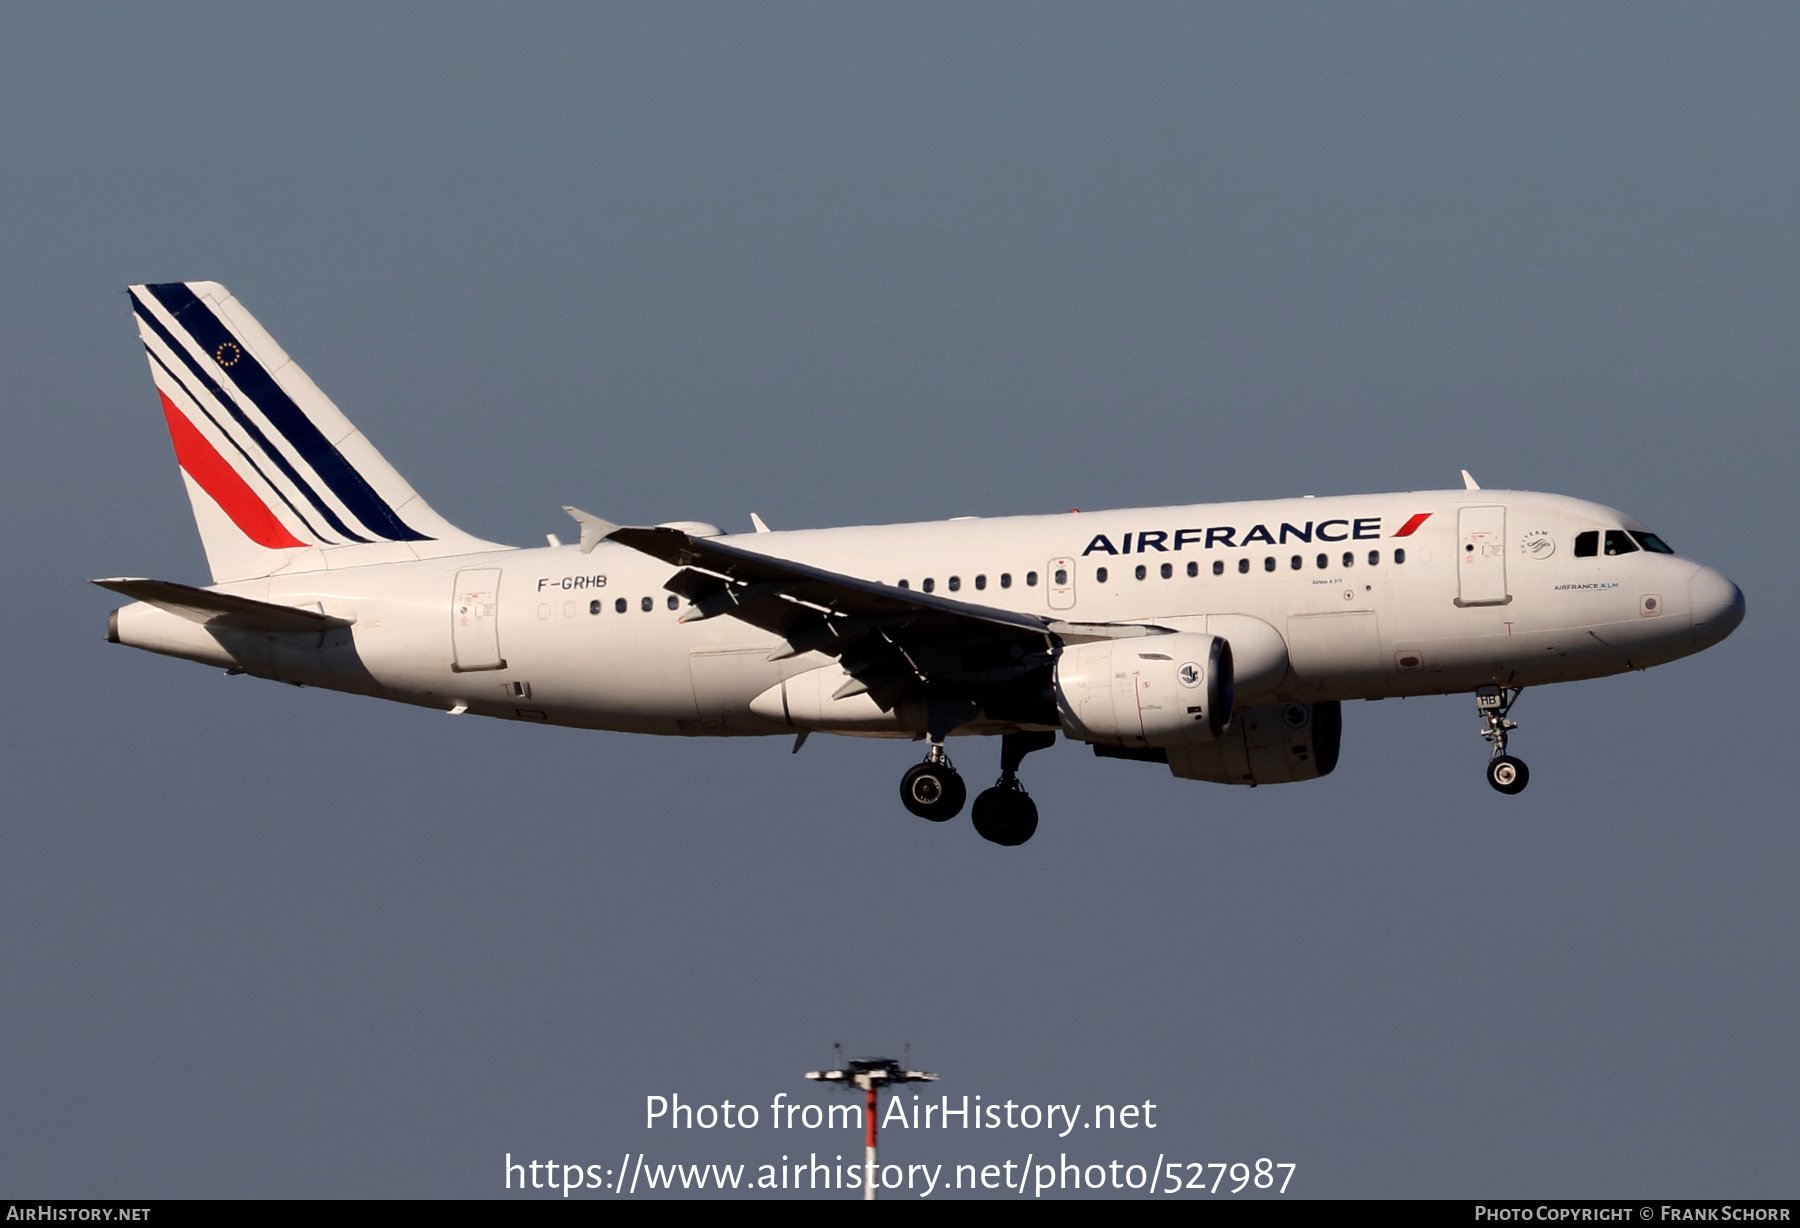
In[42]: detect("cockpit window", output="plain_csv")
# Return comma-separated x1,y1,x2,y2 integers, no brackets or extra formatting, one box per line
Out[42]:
1603,530,1639,556
1574,531,1598,558
1630,531,1674,554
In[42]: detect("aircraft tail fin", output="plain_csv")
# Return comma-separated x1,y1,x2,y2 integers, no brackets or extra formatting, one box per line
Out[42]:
128,281,504,582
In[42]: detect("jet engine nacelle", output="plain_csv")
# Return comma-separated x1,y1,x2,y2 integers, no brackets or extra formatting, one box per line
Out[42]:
1167,700,1342,785
1055,632,1233,749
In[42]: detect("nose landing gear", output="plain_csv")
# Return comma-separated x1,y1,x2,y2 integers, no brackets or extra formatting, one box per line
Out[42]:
971,730,1056,846
1477,687,1530,795
900,743,966,821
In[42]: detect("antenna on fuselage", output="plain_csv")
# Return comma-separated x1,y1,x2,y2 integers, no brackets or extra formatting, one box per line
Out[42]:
1461,469,1481,490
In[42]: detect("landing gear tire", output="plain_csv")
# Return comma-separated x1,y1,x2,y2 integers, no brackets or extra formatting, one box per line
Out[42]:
971,786,1039,846
1487,755,1529,795
1475,687,1529,796
900,762,966,820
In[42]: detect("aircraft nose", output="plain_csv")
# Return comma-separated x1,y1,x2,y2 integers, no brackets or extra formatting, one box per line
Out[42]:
1689,566,1745,650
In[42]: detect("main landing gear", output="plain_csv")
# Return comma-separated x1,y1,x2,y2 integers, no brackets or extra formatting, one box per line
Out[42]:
899,730,1057,844
1477,686,1530,795
971,731,1056,846
900,744,966,821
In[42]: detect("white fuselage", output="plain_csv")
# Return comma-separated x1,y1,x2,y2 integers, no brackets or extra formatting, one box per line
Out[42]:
110,488,1742,740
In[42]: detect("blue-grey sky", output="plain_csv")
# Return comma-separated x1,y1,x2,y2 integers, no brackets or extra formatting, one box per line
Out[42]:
1,3,1793,1198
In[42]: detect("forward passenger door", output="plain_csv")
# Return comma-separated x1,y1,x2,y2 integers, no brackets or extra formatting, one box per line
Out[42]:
1456,506,1510,607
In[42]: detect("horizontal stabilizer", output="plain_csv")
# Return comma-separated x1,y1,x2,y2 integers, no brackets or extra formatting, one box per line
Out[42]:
92,578,353,633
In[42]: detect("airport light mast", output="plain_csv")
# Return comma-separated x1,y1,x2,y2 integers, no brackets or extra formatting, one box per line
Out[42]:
805,1047,937,1201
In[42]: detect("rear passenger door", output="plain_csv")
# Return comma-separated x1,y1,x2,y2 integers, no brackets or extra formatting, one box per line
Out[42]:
451,568,506,671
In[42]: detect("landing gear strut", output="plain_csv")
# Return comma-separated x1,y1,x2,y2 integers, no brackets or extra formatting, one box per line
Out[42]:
971,731,1056,846
1477,687,1529,795
900,741,966,821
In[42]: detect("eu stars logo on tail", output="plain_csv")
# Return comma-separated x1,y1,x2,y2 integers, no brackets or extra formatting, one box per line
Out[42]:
129,281,499,582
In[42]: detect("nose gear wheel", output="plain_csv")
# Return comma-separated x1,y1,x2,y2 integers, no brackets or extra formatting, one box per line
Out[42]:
1476,687,1530,795
1487,755,1529,794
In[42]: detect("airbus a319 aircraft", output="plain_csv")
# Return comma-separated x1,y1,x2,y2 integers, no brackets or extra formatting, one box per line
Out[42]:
99,282,1746,845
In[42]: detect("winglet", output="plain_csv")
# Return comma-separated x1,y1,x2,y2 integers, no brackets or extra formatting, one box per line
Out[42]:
750,513,772,534
1461,469,1481,490
563,506,620,554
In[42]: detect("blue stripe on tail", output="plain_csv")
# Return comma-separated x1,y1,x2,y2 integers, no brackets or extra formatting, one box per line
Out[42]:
143,283,431,543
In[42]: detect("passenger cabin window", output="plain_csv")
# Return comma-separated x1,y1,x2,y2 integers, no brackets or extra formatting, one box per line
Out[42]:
1263,556,1275,572
1368,550,1379,566
1316,553,1327,569
897,579,909,589
1000,573,1012,588
1574,531,1599,557
640,596,653,612
589,600,601,615
1604,530,1639,556
923,578,936,593
1290,555,1302,570
1342,552,1354,568
1134,564,1146,580
1096,567,1109,583
1631,531,1675,554
975,574,987,590
1187,561,1198,577
614,597,627,613
947,576,961,592
1395,548,1406,564
1237,558,1249,574
1212,560,1224,576
1026,571,1039,586
1161,562,1173,579
667,595,679,610
1053,568,1068,586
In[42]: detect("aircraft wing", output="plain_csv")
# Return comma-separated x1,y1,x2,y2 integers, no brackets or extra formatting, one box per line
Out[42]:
579,511,1166,712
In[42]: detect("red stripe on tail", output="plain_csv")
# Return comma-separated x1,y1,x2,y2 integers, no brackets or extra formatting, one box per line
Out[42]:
1392,512,1432,537
158,390,307,549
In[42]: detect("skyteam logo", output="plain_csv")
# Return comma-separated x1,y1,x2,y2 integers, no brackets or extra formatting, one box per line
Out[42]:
1177,662,1203,688
1079,513,1430,556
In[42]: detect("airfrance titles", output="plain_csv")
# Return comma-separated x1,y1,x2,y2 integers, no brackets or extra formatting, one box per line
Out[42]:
1081,519,1389,556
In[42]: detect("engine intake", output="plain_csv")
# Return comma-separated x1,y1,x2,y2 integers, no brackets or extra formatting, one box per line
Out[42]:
1055,632,1233,749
